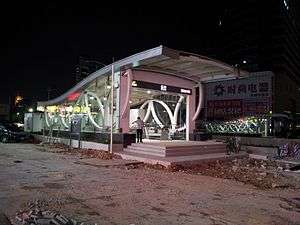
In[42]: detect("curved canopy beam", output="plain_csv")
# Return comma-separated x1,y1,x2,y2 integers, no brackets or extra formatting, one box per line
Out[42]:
84,94,103,129
192,82,204,121
38,46,244,107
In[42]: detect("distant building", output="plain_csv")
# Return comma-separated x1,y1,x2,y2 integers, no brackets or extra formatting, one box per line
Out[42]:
75,56,105,82
0,104,10,121
215,0,300,114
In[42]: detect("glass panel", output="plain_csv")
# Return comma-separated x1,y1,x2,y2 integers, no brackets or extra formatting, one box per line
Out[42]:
44,70,120,134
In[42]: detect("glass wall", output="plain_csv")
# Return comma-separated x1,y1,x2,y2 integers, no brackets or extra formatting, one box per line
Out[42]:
41,71,120,133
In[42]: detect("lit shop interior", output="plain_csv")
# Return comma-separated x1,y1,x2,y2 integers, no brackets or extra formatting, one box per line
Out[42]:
40,74,117,134
129,81,188,140
39,75,189,141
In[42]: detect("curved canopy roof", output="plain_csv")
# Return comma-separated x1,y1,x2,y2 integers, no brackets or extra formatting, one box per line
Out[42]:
38,45,248,106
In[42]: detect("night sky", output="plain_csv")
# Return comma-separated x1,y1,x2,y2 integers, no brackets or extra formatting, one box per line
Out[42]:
0,2,226,103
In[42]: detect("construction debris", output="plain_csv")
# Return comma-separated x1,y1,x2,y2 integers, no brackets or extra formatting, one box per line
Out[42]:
13,200,97,225
166,158,300,189
36,143,121,160
123,158,300,189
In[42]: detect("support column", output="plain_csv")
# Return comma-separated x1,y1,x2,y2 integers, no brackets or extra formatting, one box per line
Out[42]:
119,69,133,133
186,89,196,141
186,96,190,141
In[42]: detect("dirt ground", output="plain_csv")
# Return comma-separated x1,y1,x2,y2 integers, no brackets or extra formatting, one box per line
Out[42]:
0,143,299,225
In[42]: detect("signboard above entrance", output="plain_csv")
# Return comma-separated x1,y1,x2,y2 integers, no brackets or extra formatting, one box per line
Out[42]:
132,80,192,95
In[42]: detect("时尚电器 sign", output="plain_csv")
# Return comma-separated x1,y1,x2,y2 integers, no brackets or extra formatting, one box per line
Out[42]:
205,72,273,119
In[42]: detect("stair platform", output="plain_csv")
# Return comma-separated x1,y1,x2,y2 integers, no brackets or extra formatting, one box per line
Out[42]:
124,140,227,157
117,140,246,166
117,151,247,167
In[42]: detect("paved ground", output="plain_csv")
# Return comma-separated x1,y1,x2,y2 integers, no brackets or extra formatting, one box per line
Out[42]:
0,143,299,225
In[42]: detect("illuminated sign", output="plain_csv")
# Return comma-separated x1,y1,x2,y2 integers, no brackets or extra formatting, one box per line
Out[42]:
180,89,191,94
205,72,273,119
67,92,81,101
132,81,137,87
132,80,192,95
161,85,167,91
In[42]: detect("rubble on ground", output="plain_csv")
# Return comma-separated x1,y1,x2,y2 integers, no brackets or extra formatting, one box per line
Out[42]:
126,158,300,190
12,200,97,225
166,158,300,189
36,143,299,189
36,143,121,160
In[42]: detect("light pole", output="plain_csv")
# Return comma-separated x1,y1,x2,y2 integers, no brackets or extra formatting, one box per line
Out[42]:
109,63,114,154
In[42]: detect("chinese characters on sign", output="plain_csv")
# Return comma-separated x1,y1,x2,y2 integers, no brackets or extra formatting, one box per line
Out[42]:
207,100,243,119
213,82,269,98
205,72,273,119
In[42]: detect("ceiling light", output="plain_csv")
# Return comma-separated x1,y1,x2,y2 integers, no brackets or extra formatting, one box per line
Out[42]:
147,90,151,94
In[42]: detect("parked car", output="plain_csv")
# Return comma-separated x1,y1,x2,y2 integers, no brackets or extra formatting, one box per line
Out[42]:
0,121,31,143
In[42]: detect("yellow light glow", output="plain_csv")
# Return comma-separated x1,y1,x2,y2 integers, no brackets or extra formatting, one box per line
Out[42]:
15,95,23,105
65,106,73,113
46,105,58,112
37,106,45,112
81,106,89,113
73,106,81,113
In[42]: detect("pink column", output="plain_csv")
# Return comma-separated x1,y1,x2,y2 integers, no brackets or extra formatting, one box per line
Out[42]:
119,69,132,133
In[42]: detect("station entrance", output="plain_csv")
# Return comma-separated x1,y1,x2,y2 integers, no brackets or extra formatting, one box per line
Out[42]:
129,86,188,140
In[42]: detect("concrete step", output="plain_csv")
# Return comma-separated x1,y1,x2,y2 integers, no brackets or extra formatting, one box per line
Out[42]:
165,145,226,152
165,147,227,157
131,143,165,150
117,151,248,167
164,143,226,149
126,145,165,153
126,143,227,157
123,148,165,157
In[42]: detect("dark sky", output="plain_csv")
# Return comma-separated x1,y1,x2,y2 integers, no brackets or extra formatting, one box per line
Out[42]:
0,2,224,103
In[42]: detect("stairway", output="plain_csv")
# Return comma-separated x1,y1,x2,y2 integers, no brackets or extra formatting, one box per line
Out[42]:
123,141,227,157
118,140,246,167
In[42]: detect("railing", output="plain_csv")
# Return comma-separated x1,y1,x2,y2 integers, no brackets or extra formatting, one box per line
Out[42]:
201,117,267,135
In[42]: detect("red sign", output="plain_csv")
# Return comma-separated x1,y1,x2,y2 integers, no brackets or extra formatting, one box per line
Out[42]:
67,92,81,101
207,100,243,119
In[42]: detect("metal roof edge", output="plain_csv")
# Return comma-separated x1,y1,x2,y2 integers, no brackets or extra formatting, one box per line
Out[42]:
38,45,164,106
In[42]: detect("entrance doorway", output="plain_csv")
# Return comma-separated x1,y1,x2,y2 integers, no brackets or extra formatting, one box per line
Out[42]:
129,87,187,140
